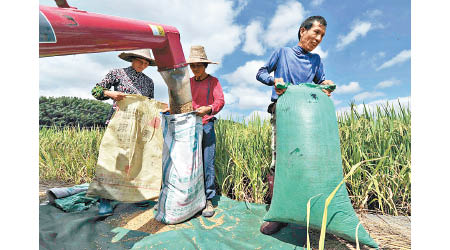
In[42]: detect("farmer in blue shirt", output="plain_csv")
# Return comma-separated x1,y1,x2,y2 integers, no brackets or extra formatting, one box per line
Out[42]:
256,15,335,235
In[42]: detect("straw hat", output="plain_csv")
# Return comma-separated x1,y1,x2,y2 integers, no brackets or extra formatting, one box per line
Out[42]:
118,49,156,66
186,45,219,64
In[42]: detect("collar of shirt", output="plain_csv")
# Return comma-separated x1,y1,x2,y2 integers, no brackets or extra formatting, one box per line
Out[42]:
293,45,310,56
193,74,210,82
125,66,141,77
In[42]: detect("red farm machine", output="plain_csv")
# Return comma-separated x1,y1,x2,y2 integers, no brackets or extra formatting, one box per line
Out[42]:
39,0,192,113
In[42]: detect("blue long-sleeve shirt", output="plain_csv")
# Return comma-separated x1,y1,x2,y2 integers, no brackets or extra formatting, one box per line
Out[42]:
256,45,326,102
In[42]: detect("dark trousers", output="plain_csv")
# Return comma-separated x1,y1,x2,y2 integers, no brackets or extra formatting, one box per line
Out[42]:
268,102,277,175
202,120,216,200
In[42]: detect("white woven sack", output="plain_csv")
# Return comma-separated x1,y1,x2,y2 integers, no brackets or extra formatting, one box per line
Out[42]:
155,112,206,224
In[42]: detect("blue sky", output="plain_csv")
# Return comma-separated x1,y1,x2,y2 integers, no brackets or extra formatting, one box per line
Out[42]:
39,0,411,121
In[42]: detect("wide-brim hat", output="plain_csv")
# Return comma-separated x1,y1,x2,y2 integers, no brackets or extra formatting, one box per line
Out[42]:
186,45,219,64
118,49,156,66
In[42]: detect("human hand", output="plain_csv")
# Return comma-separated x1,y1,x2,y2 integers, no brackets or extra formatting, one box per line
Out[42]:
320,80,334,97
161,107,170,114
104,90,127,101
274,78,287,96
275,87,286,96
195,106,212,117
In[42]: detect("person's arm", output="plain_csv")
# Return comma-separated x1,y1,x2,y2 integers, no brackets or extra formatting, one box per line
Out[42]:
144,76,155,99
91,70,125,101
209,79,225,115
196,78,225,117
104,90,127,101
257,48,288,97
313,59,326,85
256,49,280,86
313,58,334,97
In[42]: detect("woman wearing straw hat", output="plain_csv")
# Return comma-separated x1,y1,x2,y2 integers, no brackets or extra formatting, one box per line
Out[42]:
187,45,225,217
91,49,157,216
91,49,157,125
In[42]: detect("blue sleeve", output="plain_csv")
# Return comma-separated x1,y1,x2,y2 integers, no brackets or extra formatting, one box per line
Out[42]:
313,56,325,84
256,48,280,86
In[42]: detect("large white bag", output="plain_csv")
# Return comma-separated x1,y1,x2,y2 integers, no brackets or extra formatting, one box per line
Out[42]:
87,95,166,202
155,112,205,224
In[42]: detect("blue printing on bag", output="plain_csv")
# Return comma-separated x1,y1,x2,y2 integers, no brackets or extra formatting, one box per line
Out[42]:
158,115,174,223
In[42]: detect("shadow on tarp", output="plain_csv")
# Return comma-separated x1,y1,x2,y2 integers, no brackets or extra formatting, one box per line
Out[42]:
39,203,149,250
40,195,312,250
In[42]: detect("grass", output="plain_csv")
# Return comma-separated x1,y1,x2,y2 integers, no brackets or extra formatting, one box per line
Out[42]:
39,125,103,184
215,115,272,204
338,102,411,215
39,102,411,215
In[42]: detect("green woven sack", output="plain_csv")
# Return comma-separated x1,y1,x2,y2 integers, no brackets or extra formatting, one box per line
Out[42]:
263,84,378,248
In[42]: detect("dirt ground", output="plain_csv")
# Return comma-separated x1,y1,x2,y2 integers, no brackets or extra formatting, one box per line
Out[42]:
39,180,411,250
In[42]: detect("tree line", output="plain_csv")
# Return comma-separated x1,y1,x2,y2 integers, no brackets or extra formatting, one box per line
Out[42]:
40,96,111,128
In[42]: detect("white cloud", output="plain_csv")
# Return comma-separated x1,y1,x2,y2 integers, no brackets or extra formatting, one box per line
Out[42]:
366,9,382,19
222,60,266,87
242,20,265,56
264,1,306,48
39,54,110,99
151,0,243,69
365,96,410,107
221,59,273,112
223,90,238,106
337,96,410,115
311,45,328,59
39,54,108,89
361,51,386,69
376,50,411,71
215,106,245,121
233,87,271,110
331,97,342,106
375,79,401,89
245,110,271,123
310,0,324,7
145,67,171,103
334,81,362,94
353,91,385,102
39,87,97,100
376,51,386,58
235,0,249,15
221,84,271,111
336,21,372,49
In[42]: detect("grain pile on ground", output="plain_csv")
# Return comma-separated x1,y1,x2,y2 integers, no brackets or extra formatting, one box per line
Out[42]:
104,207,194,234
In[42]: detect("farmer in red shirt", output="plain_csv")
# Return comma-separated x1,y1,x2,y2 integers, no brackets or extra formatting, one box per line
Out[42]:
187,45,225,217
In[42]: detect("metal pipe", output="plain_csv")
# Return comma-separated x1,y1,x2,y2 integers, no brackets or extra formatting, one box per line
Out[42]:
39,3,193,113
160,66,193,114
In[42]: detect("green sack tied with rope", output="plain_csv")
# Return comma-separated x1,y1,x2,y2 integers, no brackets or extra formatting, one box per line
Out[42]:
263,84,378,249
